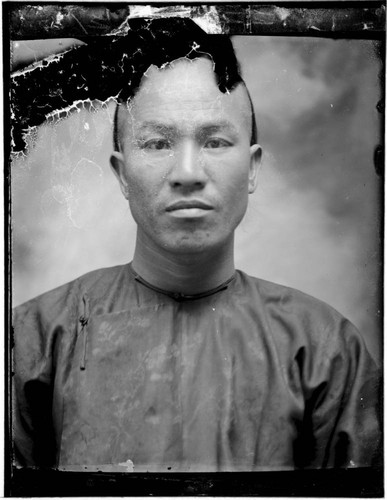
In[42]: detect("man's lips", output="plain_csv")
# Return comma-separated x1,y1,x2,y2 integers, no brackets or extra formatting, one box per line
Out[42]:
166,200,214,212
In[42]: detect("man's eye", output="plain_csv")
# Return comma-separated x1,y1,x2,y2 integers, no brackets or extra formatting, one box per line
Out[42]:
204,138,231,149
142,139,171,150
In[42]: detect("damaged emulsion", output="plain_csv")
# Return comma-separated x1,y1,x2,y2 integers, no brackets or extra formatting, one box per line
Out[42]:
8,4,386,39
10,17,243,153
9,5,131,39
9,5,385,152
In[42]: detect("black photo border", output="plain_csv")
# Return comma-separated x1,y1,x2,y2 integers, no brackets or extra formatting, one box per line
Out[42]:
4,2,385,496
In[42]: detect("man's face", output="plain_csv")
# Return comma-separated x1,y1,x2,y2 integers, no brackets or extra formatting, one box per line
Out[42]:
111,57,261,256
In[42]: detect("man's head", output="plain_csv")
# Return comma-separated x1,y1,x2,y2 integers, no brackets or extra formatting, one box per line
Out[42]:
110,18,259,152
110,55,261,256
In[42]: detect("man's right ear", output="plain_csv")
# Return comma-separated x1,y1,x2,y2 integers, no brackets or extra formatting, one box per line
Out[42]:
110,152,129,200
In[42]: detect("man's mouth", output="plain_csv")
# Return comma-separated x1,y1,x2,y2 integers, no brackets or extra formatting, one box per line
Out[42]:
166,200,214,217
166,200,213,211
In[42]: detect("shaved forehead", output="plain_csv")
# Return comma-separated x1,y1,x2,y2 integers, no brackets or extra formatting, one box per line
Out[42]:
114,58,257,151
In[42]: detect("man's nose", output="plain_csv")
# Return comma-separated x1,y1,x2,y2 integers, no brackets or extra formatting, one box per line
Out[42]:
169,141,207,189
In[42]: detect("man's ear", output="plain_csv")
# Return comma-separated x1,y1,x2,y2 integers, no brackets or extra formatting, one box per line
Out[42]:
248,144,262,194
110,151,129,199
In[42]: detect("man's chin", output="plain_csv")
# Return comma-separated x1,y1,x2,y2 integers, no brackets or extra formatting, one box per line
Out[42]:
161,235,227,256
163,243,211,255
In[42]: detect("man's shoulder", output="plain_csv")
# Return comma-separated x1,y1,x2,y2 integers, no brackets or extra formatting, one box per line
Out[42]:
14,263,130,312
235,270,370,361
71,263,130,294
237,269,335,308
236,270,353,332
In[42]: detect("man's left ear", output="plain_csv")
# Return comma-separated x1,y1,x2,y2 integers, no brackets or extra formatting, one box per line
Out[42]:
248,144,262,194
110,151,129,200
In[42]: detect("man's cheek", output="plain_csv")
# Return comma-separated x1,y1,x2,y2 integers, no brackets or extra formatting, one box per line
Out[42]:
128,187,158,218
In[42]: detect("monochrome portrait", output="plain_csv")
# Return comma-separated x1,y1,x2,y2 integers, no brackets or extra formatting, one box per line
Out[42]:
7,3,383,496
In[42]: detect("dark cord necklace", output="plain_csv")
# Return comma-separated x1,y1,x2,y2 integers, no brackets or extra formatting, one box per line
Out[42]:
129,263,236,302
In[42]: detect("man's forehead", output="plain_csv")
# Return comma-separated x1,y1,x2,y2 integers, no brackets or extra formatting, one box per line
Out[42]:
125,58,251,122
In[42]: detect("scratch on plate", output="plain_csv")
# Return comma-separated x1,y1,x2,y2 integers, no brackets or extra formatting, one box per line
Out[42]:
55,12,64,26
192,6,222,34
275,7,290,22
111,5,222,35
11,51,68,78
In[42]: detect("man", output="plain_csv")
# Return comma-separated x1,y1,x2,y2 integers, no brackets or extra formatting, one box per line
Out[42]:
12,20,381,472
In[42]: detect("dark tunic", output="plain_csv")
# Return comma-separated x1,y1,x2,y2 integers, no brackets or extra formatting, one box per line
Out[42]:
12,264,381,472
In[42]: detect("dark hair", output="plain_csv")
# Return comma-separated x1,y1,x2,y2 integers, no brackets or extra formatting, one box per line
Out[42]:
111,17,258,151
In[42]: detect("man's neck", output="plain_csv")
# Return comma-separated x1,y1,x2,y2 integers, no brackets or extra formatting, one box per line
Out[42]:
131,231,236,296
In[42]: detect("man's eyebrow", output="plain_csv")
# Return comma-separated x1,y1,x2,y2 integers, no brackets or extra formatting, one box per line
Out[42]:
136,122,177,135
197,122,239,135
136,120,239,135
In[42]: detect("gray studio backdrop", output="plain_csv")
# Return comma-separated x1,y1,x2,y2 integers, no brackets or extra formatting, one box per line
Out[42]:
12,36,382,362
